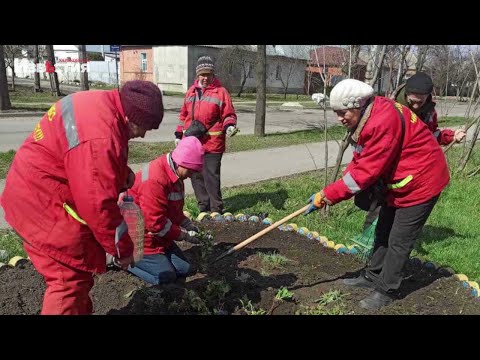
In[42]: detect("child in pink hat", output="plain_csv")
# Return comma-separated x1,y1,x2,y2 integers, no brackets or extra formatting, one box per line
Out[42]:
122,137,205,285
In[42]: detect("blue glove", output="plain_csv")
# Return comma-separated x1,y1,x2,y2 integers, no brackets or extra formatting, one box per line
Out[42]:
304,192,325,215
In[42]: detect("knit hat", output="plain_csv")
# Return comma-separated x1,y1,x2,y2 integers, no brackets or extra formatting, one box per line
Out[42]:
405,72,433,95
119,80,164,130
329,79,375,111
171,137,205,172
196,56,215,76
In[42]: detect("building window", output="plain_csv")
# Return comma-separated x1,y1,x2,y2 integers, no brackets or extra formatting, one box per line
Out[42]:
140,53,147,72
276,65,282,80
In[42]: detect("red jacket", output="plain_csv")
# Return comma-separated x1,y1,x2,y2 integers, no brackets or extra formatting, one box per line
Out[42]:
128,154,187,255
1,90,134,273
323,97,450,208
175,78,237,153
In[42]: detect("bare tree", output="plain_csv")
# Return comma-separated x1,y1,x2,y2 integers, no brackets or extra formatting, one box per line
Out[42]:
415,45,430,72
45,45,61,96
275,45,308,99
364,45,387,91
254,45,266,137
79,45,89,91
457,51,480,172
216,46,255,97
4,45,25,91
0,45,12,110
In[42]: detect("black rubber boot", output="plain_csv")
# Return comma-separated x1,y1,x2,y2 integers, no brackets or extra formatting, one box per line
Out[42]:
343,275,375,289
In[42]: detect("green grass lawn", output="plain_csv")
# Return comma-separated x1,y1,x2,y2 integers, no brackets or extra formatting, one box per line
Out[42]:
127,128,346,164
8,85,63,104
0,115,474,178
0,150,15,179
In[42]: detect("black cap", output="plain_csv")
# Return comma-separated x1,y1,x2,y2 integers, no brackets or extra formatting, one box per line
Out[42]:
405,72,433,95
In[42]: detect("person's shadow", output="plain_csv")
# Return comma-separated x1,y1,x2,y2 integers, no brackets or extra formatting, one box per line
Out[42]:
414,225,463,256
107,242,298,315
224,185,288,214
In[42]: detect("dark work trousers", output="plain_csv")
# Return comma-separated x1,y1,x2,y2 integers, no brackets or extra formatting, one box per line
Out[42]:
365,194,440,293
363,205,381,230
191,153,223,213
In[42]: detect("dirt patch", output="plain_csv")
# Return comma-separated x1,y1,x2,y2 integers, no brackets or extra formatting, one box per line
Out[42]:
1,220,479,315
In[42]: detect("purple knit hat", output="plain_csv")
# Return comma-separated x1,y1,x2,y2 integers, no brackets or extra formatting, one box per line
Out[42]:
119,80,164,129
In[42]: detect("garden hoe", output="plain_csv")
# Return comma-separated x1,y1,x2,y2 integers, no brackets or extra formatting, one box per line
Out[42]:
211,204,310,264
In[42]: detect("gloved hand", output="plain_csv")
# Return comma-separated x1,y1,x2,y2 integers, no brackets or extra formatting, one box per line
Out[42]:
225,125,238,138
107,253,135,269
181,218,200,233
175,138,181,147
454,129,466,142
304,192,326,215
179,228,201,244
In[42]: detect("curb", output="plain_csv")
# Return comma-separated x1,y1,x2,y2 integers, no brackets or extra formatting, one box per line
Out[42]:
0,111,46,118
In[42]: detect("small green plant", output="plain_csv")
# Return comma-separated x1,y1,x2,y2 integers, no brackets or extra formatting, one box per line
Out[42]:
296,303,346,315
197,230,215,271
204,279,231,307
275,287,294,301
296,290,348,315
314,290,348,306
257,252,291,269
239,298,266,315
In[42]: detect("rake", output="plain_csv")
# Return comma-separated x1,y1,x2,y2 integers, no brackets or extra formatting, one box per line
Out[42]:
351,217,378,262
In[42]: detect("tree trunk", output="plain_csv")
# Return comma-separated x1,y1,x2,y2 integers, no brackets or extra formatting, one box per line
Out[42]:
34,45,42,92
416,45,430,72
79,45,89,90
11,66,15,91
237,74,247,97
0,45,12,110
46,45,61,96
371,45,387,89
330,131,351,183
254,45,266,137
458,116,480,172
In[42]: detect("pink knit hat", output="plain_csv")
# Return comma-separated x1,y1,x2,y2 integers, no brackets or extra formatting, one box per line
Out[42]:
171,137,205,172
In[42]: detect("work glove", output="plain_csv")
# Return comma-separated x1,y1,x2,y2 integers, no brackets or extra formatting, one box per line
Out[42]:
454,129,466,142
225,125,238,138
106,253,135,269
181,218,200,233
304,192,326,215
178,228,201,244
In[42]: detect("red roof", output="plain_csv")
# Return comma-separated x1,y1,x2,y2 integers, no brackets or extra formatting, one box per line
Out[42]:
309,46,366,67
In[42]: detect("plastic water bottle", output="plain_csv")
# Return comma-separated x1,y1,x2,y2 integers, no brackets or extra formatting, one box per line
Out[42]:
119,195,144,263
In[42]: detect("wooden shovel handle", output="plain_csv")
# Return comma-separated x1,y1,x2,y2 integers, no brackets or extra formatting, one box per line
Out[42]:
231,204,310,252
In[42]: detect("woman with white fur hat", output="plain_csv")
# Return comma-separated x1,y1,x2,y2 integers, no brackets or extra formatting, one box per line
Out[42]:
304,79,450,310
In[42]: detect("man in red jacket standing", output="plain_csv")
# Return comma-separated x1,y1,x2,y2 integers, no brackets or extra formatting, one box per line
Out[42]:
1,80,164,315
126,136,204,285
304,79,450,310
175,56,237,214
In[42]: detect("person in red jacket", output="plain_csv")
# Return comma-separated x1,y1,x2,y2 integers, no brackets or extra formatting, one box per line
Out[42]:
362,72,466,229
304,79,450,310
175,56,238,214
0,80,164,315
126,137,204,285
